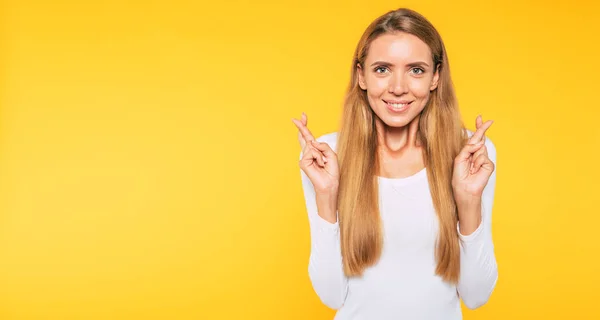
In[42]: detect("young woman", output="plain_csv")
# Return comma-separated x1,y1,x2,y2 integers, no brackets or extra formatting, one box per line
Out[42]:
291,8,498,320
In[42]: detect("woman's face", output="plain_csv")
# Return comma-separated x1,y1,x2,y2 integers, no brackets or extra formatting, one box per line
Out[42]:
358,32,439,128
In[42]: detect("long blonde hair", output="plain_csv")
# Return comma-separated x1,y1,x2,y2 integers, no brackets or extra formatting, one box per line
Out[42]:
336,8,468,284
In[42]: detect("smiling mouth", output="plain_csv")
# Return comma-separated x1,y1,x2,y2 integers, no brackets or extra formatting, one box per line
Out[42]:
383,100,413,110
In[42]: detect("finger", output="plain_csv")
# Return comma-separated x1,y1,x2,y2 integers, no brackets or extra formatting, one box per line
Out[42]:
469,119,493,144
300,113,308,150
311,140,336,159
313,145,326,167
292,118,308,149
292,118,315,143
297,131,306,150
301,144,326,167
300,147,320,169
475,115,486,145
313,148,326,167
472,144,488,160
455,140,485,163
470,144,487,173
471,153,490,174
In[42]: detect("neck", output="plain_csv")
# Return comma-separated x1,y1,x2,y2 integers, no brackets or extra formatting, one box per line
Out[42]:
375,114,422,154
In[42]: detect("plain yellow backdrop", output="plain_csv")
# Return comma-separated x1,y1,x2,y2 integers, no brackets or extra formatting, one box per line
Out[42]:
1,0,598,319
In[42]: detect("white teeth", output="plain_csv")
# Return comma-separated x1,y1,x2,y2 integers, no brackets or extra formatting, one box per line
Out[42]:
387,102,409,108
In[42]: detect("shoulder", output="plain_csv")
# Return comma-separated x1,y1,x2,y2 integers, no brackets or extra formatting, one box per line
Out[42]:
316,132,339,152
465,128,497,163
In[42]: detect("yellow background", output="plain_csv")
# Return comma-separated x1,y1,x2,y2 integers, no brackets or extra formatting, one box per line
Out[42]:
1,0,598,319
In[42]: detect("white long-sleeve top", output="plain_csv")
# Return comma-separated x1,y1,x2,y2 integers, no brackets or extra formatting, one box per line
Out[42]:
300,131,498,320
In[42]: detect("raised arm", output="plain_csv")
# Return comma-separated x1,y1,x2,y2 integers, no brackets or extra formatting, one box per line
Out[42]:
456,128,499,309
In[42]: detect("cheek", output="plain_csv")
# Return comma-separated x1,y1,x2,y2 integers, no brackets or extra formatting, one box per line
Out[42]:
409,79,432,98
367,78,388,96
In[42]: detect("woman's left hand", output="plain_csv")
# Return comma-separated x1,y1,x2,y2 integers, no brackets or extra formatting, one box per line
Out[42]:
452,115,495,207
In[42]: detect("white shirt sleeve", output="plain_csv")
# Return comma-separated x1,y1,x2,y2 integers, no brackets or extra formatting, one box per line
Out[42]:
456,136,499,309
299,135,348,310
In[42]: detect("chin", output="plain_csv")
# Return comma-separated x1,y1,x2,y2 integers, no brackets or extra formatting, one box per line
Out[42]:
381,118,413,128
375,110,419,128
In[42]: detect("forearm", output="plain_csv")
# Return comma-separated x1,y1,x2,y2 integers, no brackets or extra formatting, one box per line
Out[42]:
457,203,498,309
308,213,348,309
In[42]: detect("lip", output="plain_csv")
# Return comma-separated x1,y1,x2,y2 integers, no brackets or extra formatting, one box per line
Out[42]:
383,99,412,113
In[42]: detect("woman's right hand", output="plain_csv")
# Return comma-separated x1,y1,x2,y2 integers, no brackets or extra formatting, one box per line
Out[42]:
292,113,340,196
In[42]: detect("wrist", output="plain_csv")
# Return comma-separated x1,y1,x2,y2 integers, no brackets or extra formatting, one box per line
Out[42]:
315,193,338,223
456,198,482,235
455,194,481,212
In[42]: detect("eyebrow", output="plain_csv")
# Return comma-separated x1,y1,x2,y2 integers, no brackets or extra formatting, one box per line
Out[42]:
370,61,430,68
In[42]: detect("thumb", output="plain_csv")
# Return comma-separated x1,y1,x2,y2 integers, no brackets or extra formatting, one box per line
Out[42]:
311,140,336,159
455,141,484,163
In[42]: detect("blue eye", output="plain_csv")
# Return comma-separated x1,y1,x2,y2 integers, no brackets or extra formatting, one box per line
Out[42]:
374,66,389,74
410,67,425,75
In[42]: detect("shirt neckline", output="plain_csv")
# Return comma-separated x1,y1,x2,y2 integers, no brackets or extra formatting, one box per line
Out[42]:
376,167,427,186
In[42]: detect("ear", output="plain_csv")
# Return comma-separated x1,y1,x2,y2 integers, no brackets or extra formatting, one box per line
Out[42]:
430,64,440,91
357,63,367,90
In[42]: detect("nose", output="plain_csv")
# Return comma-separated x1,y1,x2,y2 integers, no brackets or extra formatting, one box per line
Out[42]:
388,72,408,95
